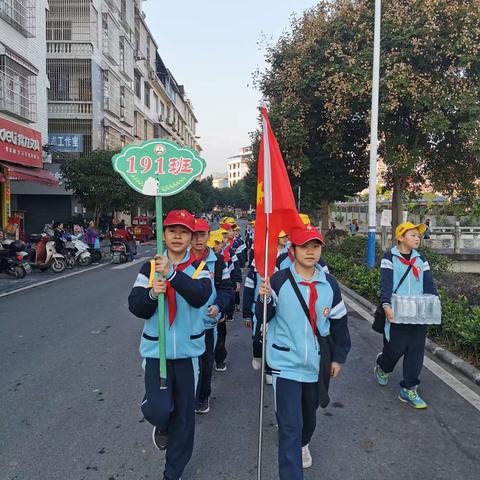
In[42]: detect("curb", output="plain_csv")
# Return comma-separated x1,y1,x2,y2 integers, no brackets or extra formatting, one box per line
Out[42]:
339,282,480,387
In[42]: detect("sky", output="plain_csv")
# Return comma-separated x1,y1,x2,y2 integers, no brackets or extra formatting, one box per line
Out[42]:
142,0,319,175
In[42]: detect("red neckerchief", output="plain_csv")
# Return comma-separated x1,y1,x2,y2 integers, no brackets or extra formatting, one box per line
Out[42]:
398,256,420,280
165,252,196,326
299,281,320,336
223,239,234,263
193,247,209,262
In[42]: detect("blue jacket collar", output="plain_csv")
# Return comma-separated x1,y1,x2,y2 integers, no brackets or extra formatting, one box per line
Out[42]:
391,246,420,259
165,249,191,267
289,262,327,284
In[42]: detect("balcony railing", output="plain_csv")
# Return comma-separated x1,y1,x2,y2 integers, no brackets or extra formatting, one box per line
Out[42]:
48,101,93,117
47,42,93,56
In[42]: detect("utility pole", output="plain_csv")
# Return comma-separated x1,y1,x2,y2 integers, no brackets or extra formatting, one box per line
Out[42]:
367,0,382,268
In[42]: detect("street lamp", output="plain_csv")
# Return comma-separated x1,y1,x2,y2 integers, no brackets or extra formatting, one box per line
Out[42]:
367,0,382,268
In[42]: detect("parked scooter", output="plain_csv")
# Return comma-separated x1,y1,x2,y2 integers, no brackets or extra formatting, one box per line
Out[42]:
63,234,92,268
26,233,67,273
0,239,31,279
110,237,129,264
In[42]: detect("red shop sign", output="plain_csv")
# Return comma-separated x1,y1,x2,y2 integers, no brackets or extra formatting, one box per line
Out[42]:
0,117,42,168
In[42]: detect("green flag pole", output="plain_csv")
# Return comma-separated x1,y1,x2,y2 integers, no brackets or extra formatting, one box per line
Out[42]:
155,195,167,388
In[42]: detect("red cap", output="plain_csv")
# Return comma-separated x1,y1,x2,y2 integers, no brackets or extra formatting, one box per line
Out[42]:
220,223,232,231
290,225,325,246
164,210,195,231
194,218,210,232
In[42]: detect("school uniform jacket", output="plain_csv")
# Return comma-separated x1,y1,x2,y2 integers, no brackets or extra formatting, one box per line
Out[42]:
256,264,351,383
128,250,212,360
203,248,233,329
233,236,247,268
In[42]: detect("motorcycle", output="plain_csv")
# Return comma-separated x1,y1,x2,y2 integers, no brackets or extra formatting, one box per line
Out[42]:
110,237,129,264
63,234,92,268
0,239,31,279
26,233,67,273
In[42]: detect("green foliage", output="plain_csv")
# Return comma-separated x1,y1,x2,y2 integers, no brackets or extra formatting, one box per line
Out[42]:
417,245,452,274
164,189,204,214
61,149,148,221
325,234,382,264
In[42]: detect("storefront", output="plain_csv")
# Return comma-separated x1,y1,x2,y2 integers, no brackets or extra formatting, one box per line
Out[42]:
0,117,58,239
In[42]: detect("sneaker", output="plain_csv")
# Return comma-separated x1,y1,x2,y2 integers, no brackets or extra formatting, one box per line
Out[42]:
264,373,273,385
251,357,262,371
302,444,312,469
374,355,389,386
215,362,227,372
152,426,168,450
398,387,428,409
195,398,210,414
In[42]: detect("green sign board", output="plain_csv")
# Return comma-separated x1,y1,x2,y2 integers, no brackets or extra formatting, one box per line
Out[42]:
112,139,206,196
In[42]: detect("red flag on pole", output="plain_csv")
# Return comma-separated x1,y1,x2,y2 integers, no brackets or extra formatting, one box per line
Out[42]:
254,106,303,277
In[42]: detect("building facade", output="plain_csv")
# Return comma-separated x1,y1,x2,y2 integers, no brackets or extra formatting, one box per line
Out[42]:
0,0,59,237
46,0,201,159
227,146,251,186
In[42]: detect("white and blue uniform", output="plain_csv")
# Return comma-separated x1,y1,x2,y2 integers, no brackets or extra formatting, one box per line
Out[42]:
128,251,212,480
256,263,350,480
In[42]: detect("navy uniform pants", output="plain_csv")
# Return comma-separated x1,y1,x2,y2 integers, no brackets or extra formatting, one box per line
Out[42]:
197,328,216,402
377,323,427,388
142,357,198,480
274,377,320,480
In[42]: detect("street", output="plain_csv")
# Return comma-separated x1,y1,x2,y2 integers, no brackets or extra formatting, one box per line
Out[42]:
1,246,480,480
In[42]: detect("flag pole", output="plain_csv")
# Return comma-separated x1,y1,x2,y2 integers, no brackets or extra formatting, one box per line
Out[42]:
257,212,269,480
155,195,167,389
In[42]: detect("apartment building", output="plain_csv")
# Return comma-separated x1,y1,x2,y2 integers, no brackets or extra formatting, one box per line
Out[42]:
0,0,58,235
227,146,252,186
46,0,201,160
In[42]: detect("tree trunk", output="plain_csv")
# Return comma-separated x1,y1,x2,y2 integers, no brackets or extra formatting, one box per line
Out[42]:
320,199,330,236
391,176,405,237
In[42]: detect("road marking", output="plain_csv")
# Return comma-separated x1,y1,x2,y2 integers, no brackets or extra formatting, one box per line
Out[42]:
343,293,480,412
0,262,109,299
111,257,148,269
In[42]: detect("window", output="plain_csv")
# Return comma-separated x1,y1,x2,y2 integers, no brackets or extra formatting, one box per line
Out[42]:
134,71,141,98
160,102,165,120
120,0,127,22
0,53,37,122
103,70,109,108
120,86,125,119
47,59,92,102
46,20,72,41
102,15,108,50
119,38,125,71
0,0,36,38
144,82,150,108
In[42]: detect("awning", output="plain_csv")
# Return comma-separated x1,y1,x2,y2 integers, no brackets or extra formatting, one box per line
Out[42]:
0,162,59,186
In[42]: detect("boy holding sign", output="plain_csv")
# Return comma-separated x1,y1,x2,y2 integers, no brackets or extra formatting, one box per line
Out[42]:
128,209,212,480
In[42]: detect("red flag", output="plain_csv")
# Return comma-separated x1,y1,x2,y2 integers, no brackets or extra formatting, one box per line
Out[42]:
254,107,303,277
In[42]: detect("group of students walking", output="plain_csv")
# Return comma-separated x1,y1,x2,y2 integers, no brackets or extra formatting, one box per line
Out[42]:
128,211,438,480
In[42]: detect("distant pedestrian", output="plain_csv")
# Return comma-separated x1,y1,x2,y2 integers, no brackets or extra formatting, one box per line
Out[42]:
329,221,337,231
423,219,432,239
85,221,99,262
348,218,359,235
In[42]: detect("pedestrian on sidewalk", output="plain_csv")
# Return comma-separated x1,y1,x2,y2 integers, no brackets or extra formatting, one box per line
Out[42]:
375,222,438,409
257,225,351,480
85,221,100,263
191,220,233,414
128,209,212,480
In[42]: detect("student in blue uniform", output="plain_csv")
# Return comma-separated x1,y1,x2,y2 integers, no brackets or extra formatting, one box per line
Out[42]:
128,210,212,480
214,223,242,371
191,219,233,414
257,225,351,480
375,222,438,409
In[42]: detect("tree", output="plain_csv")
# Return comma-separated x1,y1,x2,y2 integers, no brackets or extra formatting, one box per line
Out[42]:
61,150,148,223
163,189,204,214
256,3,371,233
256,0,480,233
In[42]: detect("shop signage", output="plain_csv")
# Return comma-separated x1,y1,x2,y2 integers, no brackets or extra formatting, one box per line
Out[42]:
0,117,42,167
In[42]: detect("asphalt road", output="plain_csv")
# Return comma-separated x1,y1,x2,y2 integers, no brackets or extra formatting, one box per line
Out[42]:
1,248,479,480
